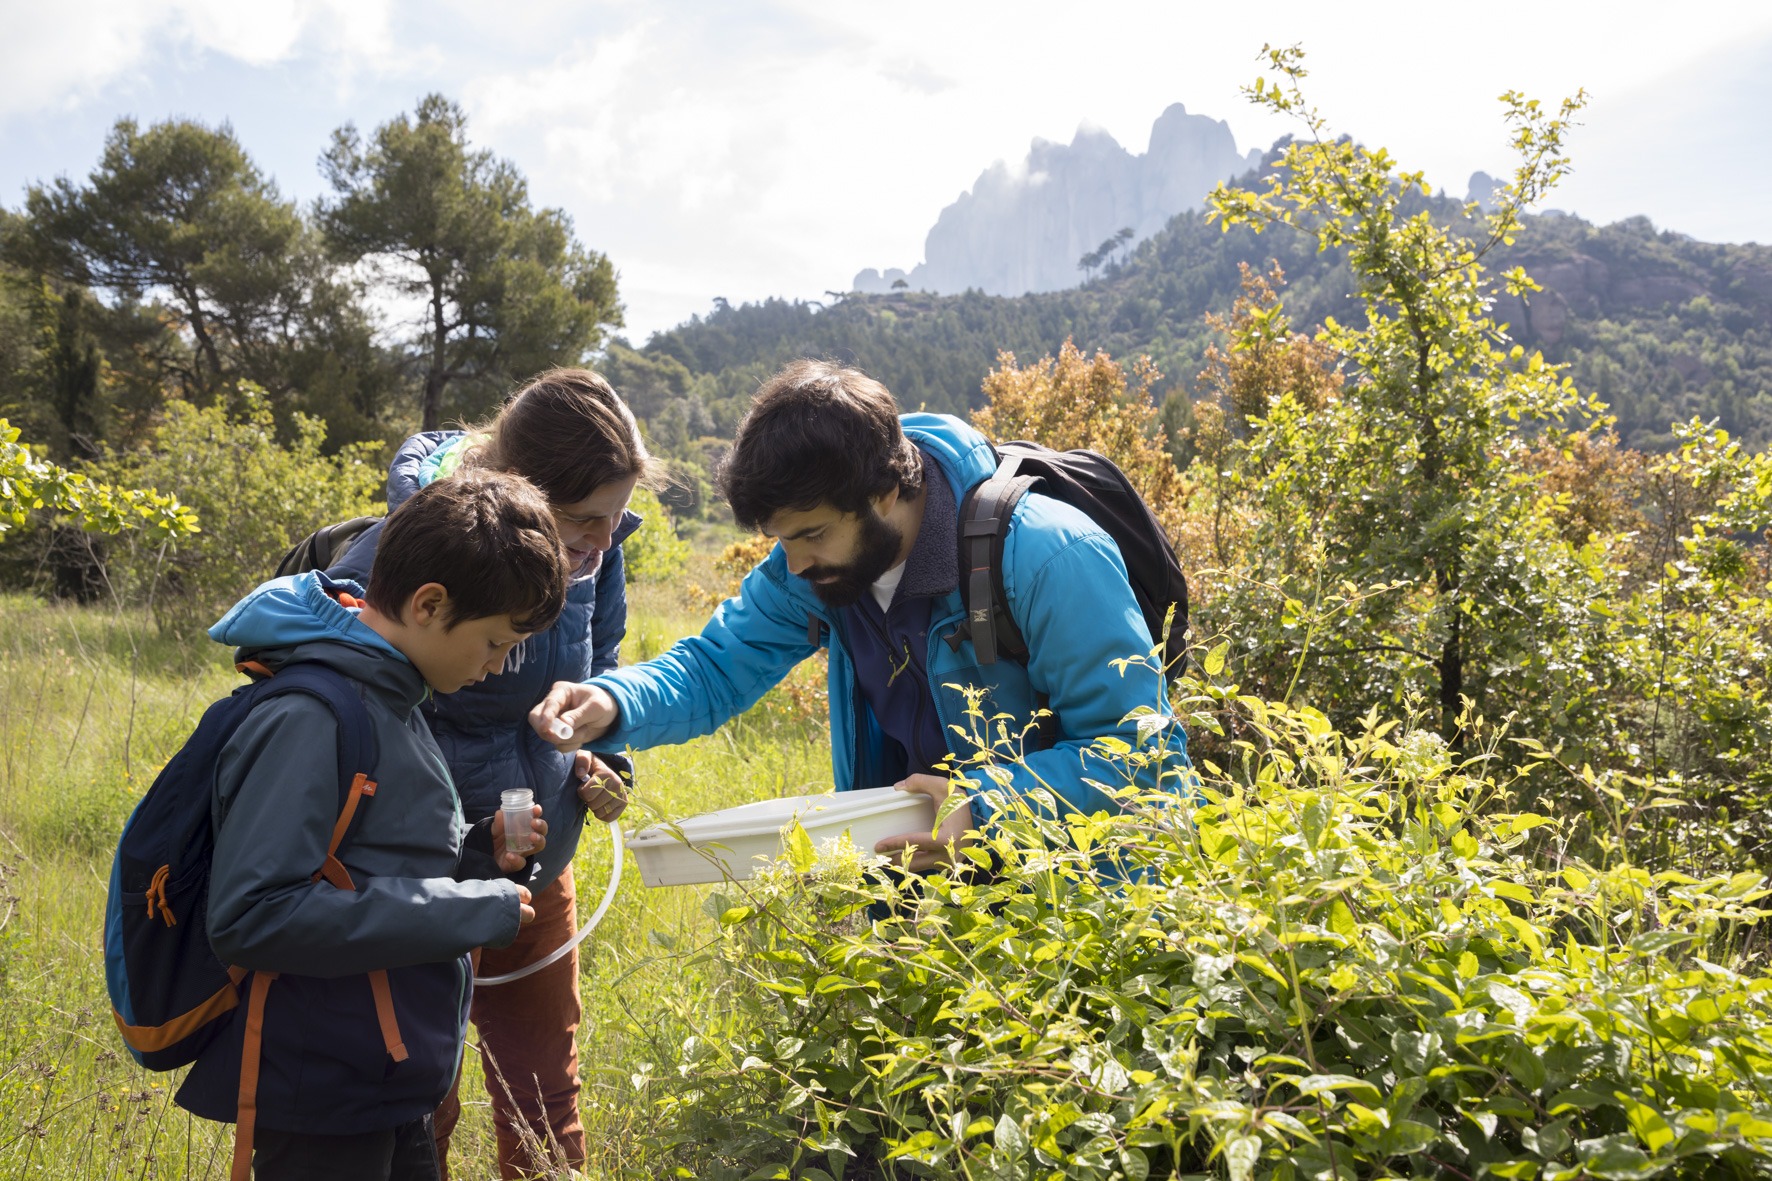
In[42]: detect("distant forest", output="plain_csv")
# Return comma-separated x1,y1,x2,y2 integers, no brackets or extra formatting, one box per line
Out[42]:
4,104,1769,528
611,197,1772,465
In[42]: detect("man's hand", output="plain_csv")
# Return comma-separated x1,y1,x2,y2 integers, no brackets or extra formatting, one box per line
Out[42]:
491,806,548,873
514,884,535,925
530,682,620,751
574,750,628,824
873,773,977,873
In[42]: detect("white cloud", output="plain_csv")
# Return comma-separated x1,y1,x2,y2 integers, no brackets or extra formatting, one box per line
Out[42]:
0,0,397,118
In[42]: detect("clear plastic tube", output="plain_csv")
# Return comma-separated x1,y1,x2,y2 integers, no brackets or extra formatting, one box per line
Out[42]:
473,820,623,987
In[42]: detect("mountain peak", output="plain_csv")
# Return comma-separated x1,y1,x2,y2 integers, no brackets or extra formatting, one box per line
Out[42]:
855,100,1261,297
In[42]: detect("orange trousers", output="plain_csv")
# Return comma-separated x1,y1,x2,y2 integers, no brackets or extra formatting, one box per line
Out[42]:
434,867,584,1180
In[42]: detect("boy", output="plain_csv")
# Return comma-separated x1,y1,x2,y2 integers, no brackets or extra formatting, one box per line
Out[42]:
176,469,571,1181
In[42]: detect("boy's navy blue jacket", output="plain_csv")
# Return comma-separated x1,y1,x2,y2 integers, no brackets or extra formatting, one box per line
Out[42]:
329,430,640,891
176,573,525,1136
589,414,1189,817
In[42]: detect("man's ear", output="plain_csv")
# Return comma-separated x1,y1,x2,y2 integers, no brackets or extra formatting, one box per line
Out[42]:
873,485,901,518
408,582,452,628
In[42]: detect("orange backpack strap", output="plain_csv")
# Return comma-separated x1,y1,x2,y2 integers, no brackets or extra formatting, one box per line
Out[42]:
311,773,377,891
307,772,406,1062
368,971,409,1062
229,970,278,1181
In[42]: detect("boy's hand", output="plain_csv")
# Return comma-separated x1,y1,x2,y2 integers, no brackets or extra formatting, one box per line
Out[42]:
515,884,535,925
874,774,977,873
574,751,628,824
491,806,548,872
531,682,620,750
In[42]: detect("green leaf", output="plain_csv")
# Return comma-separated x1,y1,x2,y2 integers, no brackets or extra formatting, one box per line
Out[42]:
934,788,970,830
1615,1094,1675,1153
1204,640,1229,677
1224,1133,1261,1181
1291,1073,1381,1100
884,1130,943,1160
1577,1134,1658,1180
785,820,816,873
1391,1030,1443,1075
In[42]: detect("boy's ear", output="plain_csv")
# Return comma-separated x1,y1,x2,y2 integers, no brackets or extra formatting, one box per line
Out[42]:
407,582,452,628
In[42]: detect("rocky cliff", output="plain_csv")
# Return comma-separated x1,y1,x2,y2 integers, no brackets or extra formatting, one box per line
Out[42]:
854,103,1260,297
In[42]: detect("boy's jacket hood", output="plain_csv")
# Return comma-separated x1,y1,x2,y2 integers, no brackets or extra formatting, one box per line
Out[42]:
209,572,422,705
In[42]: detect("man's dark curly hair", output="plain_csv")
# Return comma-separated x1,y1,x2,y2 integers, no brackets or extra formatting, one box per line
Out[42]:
718,360,922,530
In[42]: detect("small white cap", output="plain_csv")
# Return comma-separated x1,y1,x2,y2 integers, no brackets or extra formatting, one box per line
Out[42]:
549,719,574,741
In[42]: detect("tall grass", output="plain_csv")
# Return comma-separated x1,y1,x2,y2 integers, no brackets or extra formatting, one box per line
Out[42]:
0,558,829,1179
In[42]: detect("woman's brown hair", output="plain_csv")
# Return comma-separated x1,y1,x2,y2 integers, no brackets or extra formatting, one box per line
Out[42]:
464,368,666,505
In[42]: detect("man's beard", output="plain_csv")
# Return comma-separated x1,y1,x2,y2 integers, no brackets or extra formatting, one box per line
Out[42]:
800,509,904,608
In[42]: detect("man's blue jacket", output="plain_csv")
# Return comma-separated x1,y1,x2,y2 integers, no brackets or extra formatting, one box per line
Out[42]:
589,414,1187,819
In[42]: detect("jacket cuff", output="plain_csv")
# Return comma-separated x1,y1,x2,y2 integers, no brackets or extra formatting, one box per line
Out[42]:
481,881,526,950
588,673,638,748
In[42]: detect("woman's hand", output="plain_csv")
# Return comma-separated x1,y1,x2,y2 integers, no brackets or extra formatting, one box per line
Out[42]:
575,750,628,824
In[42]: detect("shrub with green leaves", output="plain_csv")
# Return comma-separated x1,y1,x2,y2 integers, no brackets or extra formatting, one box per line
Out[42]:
649,685,1772,1181
98,386,382,636
0,417,195,539
625,486,690,583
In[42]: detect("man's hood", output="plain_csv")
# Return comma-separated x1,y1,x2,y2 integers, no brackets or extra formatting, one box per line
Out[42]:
901,413,998,495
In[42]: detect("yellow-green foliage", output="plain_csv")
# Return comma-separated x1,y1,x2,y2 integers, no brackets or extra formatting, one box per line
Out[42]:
0,419,195,540
97,387,383,637
622,487,690,584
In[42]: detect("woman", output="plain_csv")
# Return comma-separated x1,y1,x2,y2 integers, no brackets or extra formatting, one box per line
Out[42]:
330,367,664,1180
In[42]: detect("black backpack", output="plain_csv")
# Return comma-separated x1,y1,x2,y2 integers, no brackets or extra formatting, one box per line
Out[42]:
274,515,381,579
951,442,1189,677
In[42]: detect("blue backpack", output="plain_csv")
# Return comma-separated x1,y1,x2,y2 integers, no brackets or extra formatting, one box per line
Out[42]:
103,659,401,1180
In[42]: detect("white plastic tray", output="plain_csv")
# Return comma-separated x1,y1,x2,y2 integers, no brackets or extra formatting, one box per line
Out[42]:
626,787,938,887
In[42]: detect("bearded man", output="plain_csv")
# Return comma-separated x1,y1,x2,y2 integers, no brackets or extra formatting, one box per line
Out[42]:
531,359,1187,868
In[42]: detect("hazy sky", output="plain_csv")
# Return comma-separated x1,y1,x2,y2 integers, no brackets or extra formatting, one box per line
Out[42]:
3,0,1770,342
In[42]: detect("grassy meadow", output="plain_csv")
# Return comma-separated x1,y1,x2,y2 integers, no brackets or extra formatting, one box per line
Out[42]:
0,552,831,1179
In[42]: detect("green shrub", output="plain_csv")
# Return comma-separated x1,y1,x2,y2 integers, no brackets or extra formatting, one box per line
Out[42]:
651,685,1772,1180
625,486,690,583
97,387,383,637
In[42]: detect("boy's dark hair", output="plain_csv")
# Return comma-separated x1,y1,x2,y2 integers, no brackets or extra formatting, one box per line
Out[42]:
366,470,568,633
465,367,667,505
719,359,921,530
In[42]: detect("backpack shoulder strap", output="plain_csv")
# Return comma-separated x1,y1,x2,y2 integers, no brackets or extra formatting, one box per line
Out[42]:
247,663,378,798
953,452,1038,666
241,663,380,885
